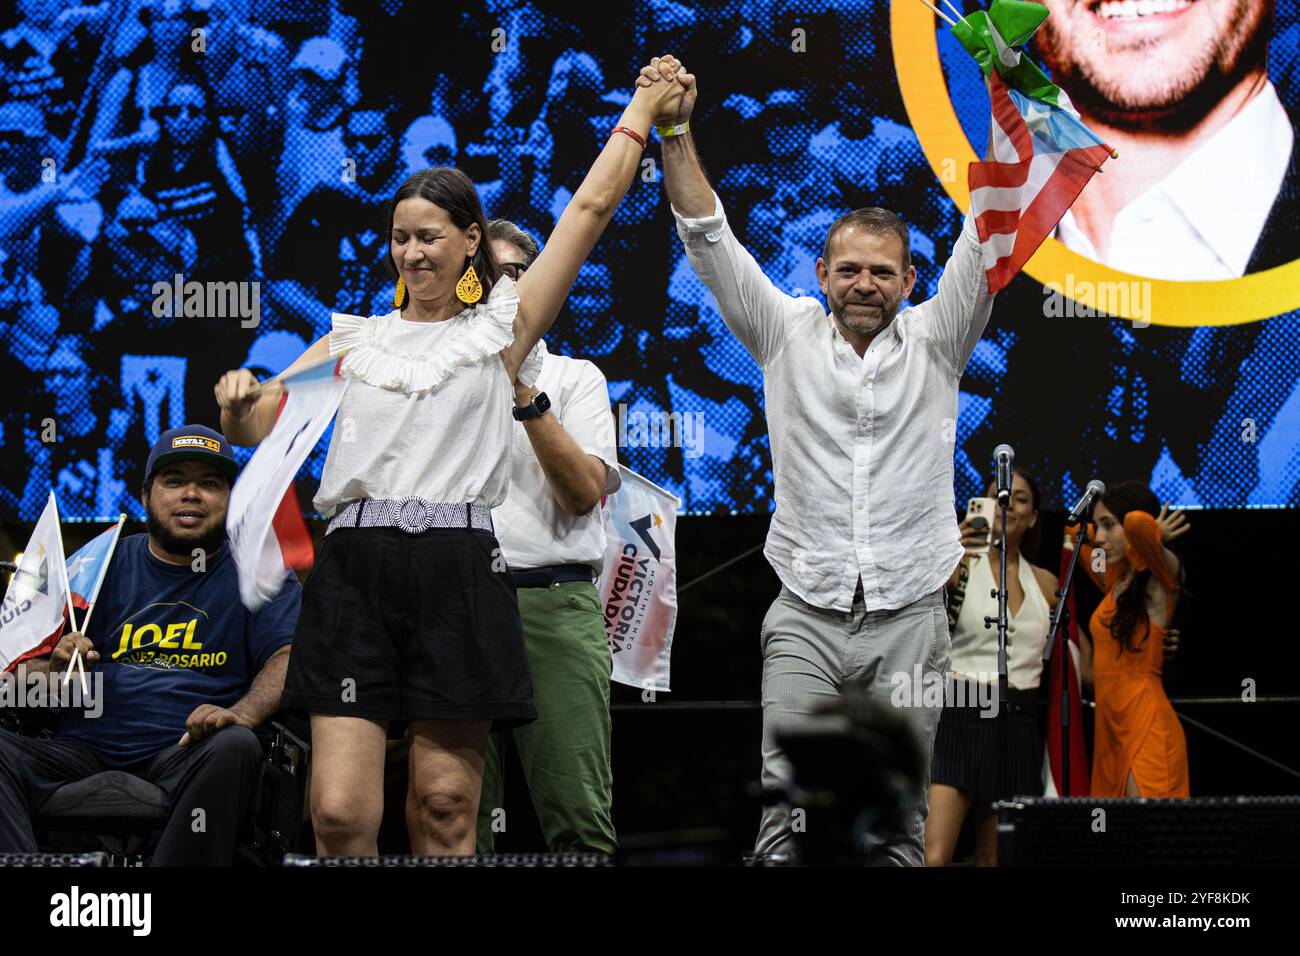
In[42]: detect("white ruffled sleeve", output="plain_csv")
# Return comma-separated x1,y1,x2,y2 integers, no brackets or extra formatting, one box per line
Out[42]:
334,275,520,394
329,312,375,355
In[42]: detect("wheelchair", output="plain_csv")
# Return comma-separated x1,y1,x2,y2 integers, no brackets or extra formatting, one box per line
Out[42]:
0,706,312,866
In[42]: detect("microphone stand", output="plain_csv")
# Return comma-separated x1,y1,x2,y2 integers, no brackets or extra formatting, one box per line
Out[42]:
1042,518,1090,797
983,493,1010,802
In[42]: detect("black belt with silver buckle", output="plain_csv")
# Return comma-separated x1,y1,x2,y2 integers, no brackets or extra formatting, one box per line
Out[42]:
511,564,596,589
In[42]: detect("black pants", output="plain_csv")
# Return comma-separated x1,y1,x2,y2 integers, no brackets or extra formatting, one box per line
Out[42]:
0,726,262,865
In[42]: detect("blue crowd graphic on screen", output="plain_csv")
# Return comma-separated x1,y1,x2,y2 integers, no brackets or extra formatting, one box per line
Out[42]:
1,0,1298,521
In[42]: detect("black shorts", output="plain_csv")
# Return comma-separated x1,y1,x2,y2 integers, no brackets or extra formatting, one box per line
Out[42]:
281,526,536,730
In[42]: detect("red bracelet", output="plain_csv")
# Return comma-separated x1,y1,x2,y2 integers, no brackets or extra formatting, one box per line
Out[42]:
611,125,647,149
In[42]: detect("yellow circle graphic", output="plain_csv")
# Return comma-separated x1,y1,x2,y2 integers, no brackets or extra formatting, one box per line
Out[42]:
890,0,1300,326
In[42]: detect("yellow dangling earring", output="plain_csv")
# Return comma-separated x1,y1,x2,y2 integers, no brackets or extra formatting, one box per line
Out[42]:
455,261,483,304
394,276,406,308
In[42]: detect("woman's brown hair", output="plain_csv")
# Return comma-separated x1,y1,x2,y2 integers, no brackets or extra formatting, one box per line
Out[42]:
1094,481,1184,655
383,166,500,309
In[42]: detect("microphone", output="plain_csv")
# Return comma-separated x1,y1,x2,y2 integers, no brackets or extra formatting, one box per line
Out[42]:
1065,479,1106,526
993,444,1014,507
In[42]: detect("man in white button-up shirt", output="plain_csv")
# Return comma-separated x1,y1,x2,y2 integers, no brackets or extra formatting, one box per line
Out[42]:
654,59,996,864
473,220,621,856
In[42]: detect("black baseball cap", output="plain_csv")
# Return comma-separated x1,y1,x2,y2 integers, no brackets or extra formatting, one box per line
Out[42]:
145,425,239,482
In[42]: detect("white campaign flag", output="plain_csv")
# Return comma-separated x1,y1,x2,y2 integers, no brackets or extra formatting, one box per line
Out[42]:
228,358,349,610
598,466,680,691
1,492,72,672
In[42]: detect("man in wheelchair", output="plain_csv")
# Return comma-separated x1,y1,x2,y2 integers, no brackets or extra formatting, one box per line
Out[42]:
0,425,299,865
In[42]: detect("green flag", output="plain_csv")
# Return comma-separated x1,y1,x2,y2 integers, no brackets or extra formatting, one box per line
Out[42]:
950,0,1077,114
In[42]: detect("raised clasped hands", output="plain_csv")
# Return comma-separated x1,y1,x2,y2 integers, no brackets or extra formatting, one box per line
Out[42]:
632,54,694,126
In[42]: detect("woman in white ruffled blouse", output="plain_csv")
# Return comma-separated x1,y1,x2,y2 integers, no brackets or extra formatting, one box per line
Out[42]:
214,60,686,857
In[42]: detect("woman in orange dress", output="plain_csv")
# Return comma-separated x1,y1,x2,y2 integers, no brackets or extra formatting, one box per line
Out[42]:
1077,482,1190,797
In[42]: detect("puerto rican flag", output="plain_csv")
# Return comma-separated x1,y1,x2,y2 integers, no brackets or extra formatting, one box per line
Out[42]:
952,0,1114,292
227,357,349,610
971,72,1112,292
65,518,126,616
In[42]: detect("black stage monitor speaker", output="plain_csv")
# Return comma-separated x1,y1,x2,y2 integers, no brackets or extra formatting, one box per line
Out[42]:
0,852,110,867
282,852,612,867
996,796,1300,866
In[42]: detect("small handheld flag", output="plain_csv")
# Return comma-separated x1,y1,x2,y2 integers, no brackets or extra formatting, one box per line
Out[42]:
62,514,126,689
597,467,680,692
1,492,73,673
65,517,126,617
940,0,1115,291
228,355,349,610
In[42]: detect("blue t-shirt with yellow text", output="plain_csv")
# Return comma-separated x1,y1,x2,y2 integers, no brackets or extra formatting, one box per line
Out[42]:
54,535,299,766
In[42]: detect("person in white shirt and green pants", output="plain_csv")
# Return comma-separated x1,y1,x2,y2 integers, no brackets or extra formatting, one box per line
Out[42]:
474,219,621,855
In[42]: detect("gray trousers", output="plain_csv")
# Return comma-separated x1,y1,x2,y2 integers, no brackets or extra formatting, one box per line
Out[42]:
755,584,950,865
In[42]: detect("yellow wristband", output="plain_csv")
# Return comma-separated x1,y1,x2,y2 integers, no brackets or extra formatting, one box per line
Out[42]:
655,121,691,138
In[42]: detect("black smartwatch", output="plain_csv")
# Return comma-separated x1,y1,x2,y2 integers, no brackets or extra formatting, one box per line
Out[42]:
512,391,551,421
